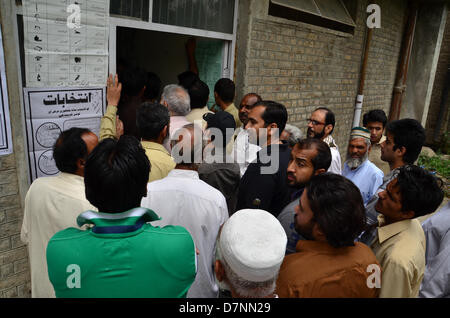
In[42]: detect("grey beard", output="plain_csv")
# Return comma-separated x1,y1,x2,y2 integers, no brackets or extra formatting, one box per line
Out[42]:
346,152,369,169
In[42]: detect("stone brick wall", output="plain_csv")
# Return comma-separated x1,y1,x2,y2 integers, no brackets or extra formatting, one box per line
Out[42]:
242,0,407,154
425,10,450,147
0,154,30,298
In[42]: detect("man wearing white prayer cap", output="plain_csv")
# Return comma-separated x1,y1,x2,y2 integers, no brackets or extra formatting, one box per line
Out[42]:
214,209,287,298
342,126,383,205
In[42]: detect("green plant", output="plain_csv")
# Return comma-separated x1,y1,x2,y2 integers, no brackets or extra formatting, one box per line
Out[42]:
418,155,450,179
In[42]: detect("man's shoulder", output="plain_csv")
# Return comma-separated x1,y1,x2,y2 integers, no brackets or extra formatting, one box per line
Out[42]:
47,227,89,249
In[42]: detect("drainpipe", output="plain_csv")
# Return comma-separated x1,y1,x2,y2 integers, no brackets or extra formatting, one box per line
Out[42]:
352,27,373,128
388,1,419,121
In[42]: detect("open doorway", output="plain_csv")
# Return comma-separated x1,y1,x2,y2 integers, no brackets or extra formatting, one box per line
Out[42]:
116,27,226,110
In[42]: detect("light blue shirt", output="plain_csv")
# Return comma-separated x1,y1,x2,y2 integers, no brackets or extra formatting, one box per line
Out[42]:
419,202,450,298
343,159,384,205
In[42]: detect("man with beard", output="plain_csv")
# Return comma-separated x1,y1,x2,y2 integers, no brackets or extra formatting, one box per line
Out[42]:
136,102,175,182
342,127,383,205
276,173,380,298
277,138,331,254
306,107,341,174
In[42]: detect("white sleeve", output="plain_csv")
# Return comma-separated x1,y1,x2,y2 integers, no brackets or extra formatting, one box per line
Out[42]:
327,147,342,175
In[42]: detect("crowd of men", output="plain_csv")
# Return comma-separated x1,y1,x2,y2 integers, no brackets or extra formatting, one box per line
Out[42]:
20,65,448,298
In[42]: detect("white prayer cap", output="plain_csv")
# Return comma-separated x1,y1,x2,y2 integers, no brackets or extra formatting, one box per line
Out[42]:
219,209,287,282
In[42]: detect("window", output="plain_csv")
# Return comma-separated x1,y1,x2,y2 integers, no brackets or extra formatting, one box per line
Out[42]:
110,0,150,21
152,0,235,34
269,0,356,34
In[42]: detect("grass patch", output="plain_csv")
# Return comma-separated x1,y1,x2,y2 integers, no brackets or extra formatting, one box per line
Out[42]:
418,155,450,180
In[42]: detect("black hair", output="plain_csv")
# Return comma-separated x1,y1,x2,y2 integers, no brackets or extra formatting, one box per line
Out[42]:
178,71,199,90
188,79,210,109
385,118,426,165
120,66,147,97
84,136,150,213
296,138,332,171
53,127,91,174
254,100,288,134
395,165,444,218
363,109,387,128
315,107,335,134
136,102,170,141
143,72,162,101
305,173,366,248
214,78,235,103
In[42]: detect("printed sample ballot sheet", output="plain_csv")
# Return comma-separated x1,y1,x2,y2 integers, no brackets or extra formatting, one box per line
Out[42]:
23,87,105,181
0,25,13,156
22,0,109,87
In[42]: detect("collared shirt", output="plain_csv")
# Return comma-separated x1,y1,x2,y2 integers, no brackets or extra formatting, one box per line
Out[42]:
419,202,450,298
186,106,212,130
343,159,384,205
20,173,96,298
364,168,400,226
46,208,196,298
198,147,241,216
141,169,229,298
370,215,426,298
369,136,390,175
230,128,261,177
224,103,242,128
141,141,176,182
236,142,292,217
276,240,380,298
323,135,342,175
277,189,305,255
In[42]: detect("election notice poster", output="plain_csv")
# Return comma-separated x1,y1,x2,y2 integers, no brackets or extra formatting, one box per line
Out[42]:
0,24,13,156
23,87,105,181
22,0,109,87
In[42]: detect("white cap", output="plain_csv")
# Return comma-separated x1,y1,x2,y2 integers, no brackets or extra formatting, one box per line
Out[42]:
219,209,287,282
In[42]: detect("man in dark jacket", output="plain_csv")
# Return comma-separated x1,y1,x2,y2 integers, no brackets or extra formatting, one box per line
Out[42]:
236,101,292,217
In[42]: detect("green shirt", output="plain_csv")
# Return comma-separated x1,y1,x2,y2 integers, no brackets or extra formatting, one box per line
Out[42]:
46,208,197,298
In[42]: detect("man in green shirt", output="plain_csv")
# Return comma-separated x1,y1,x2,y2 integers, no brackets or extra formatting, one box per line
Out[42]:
46,136,197,298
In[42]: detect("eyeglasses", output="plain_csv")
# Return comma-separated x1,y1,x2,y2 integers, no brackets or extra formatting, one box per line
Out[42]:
306,119,326,126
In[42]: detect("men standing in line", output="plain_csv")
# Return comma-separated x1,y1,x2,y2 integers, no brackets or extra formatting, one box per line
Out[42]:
141,124,228,298
230,93,262,176
136,102,176,182
363,109,390,175
306,107,342,174
276,174,380,298
21,127,98,297
236,101,291,217
277,138,331,254
342,127,383,205
47,136,197,297
214,78,241,128
364,118,426,225
368,166,443,297
199,111,241,215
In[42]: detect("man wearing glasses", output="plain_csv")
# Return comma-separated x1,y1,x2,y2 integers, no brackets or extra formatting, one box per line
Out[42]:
306,107,342,174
